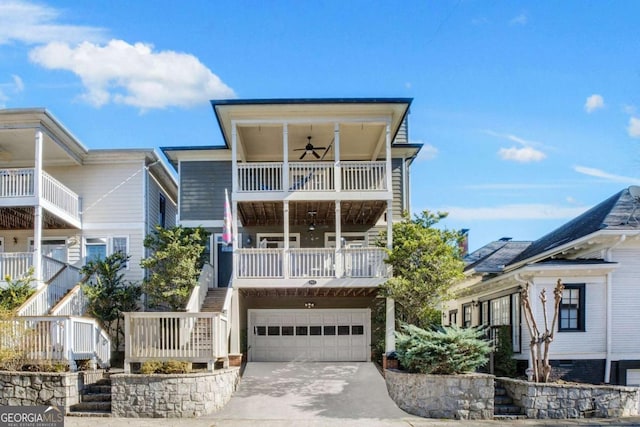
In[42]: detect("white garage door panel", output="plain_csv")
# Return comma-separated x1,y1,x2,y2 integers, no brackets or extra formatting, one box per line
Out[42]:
248,308,371,362
627,369,640,386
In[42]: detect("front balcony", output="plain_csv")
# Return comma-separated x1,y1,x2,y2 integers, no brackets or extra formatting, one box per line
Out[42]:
0,168,81,226
237,161,387,194
236,247,388,279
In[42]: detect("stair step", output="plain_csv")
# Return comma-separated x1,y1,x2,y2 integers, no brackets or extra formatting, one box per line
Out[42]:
84,384,111,394
67,411,111,417
493,414,527,421
82,393,111,403
494,405,524,415
494,387,507,396
494,395,513,405
71,401,111,412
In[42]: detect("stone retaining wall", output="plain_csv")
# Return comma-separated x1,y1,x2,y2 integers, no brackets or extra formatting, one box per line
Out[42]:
111,368,240,418
0,371,81,413
499,378,640,419
385,370,494,420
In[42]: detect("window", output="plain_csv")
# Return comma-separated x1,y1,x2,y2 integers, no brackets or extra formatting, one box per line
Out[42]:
282,326,294,336
338,326,350,335
85,238,107,261
462,304,472,328
158,194,166,227
448,309,458,326
323,326,336,336
351,325,364,335
559,284,585,331
480,301,489,326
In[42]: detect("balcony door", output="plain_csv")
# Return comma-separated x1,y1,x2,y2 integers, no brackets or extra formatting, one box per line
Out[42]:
28,238,67,263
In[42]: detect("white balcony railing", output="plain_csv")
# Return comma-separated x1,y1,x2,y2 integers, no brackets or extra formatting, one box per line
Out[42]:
0,253,34,282
124,312,228,372
236,247,387,279
236,161,387,193
18,262,83,316
0,316,111,369
185,263,214,313
0,168,80,220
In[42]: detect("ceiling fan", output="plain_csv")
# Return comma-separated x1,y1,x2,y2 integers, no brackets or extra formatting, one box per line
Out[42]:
294,136,326,160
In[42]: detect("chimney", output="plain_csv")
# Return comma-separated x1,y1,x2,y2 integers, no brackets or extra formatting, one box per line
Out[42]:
459,229,469,257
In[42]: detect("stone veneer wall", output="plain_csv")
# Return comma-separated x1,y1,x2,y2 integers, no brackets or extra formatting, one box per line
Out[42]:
111,368,240,418
499,378,640,419
385,370,494,420
0,371,82,413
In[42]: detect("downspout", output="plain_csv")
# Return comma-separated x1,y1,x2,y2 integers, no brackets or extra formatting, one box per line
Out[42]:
604,234,626,384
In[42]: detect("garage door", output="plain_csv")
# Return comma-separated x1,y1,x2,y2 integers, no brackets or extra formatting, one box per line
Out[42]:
248,309,371,362
627,369,640,386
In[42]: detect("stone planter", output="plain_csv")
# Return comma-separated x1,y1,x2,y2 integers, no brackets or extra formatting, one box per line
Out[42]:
499,378,640,419
0,371,81,413
385,369,494,420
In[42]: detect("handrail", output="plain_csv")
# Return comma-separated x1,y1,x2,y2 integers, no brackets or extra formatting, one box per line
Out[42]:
17,261,83,316
41,171,80,220
185,263,214,313
50,283,89,316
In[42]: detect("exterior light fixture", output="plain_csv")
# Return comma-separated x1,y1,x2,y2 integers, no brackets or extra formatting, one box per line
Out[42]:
305,302,315,309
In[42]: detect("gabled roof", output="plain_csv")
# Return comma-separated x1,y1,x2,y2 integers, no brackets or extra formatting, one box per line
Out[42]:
508,188,639,265
464,240,532,273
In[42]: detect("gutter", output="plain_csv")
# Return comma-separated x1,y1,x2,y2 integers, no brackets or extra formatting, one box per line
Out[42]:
604,234,627,383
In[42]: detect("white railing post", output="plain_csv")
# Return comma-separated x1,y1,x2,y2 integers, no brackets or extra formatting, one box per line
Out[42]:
65,317,77,371
33,131,43,283
124,313,131,373
283,200,290,279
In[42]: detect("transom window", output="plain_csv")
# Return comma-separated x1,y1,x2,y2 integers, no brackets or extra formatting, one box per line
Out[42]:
559,284,585,332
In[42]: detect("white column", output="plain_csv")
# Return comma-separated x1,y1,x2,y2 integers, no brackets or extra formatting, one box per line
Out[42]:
385,297,396,353
283,123,289,191
230,288,241,355
231,121,238,193
33,129,43,282
232,199,238,280
386,200,393,250
334,201,342,277
334,123,341,192
283,200,289,279
385,121,392,192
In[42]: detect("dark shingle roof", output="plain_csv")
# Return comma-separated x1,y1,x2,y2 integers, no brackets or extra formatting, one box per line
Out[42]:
509,188,640,266
465,240,532,273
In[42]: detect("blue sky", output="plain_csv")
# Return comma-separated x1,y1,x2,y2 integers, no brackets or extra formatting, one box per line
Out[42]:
1,0,640,251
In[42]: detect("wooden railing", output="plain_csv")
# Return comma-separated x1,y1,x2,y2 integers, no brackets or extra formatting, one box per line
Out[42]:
0,316,111,369
0,168,80,220
235,161,387,193
289,248,335,278
185,263,214,313
0,253,34,281
50,284,89,316
236,247,387,279
17,263,83,316
124,312,228,372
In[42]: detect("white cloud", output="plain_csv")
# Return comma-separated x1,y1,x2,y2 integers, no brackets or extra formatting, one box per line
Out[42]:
509,13,528,26
482,129,542,147
628,117,640,138
498,146,546,163
623,104,636,115
12,75,24,92
0,74,25,107
29,40,236,110
464,183,571,190
0,0,106,45
584,94,604,113
438,204,587,221
574,165,640,184
412,140,438,161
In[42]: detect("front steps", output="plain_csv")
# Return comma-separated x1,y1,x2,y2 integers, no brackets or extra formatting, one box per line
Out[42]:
494,380,526,420
68,376,111,417
201,288,228,312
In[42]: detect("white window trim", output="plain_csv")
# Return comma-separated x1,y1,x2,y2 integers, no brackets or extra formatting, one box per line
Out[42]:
256,233,300,249
324,232,368,248
83,236,130,269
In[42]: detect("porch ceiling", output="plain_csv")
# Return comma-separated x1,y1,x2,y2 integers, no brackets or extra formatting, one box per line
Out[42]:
238,200,386,227
0,207,75,230
239,287,379,298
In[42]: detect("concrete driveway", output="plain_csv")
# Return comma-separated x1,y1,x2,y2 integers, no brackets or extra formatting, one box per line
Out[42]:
207,362,414,422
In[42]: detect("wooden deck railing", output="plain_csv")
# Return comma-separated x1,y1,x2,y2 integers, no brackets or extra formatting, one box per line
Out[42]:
236,161,387,193
185,263,214,313
17,262,83,316
124,312,228,372
236,247,387,279
0,316,111,370
0,253,34,281
0,168,80,220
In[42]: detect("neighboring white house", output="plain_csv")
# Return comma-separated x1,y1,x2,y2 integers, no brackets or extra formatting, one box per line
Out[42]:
446,187,640,386
0,108,177,290
162,98,422,363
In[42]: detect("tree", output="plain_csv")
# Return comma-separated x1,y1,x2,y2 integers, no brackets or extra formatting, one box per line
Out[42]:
378,211,465,328
81,252,142,350
520,279,564,383
140,225,209,311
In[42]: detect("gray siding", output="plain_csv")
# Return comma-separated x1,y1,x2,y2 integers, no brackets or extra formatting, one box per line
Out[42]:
393,117,408,144
392,158,404,219
146,172,178,233
180,161,231,221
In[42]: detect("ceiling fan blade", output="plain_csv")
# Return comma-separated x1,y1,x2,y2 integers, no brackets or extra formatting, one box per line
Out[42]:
299,152,306,160
312,151,320,159
293,148,306,151
313,147,327,150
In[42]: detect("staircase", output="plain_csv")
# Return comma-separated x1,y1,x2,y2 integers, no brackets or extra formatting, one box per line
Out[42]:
69,376,112,417
494,380,526,420
200,288,228,312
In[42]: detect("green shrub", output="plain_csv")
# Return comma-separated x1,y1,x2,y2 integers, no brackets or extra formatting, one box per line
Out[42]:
139,360,192,374
0,269,36,312
395,323,491,374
